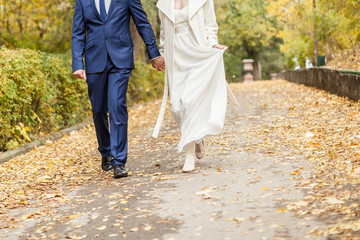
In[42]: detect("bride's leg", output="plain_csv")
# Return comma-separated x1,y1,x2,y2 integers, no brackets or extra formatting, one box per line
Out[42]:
182,141,196,173
195,139,205,159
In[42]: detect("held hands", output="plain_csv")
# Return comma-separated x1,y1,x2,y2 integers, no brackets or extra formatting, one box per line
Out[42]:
151,56,165,71
72,57,165,79
73,69,87,80
213,44,228,52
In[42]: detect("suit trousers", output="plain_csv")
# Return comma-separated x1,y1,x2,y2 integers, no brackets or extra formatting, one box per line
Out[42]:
86,55,132,166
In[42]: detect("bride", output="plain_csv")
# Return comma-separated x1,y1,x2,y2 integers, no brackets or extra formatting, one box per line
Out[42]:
153,0,229,172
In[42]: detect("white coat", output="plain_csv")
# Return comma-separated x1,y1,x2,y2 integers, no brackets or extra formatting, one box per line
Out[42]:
152,0,237,137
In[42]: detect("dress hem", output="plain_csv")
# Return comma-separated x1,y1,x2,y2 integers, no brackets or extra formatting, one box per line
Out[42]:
176,128,223,152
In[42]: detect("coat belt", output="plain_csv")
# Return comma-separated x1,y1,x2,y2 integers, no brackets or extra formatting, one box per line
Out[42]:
152,74,169,138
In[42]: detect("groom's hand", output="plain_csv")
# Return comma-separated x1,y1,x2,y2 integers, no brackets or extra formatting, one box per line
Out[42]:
151,57,165,72
73,69,87,80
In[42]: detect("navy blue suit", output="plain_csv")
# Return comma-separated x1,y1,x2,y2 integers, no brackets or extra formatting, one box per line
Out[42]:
72,0,160,166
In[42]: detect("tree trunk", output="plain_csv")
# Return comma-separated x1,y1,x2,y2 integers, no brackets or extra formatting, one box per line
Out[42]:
313,0,318,66
130,18,147,62
250,50,261,80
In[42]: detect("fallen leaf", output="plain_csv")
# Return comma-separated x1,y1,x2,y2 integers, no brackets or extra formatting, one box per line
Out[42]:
130,227,138,232
143,225,154,231
96,226,107,231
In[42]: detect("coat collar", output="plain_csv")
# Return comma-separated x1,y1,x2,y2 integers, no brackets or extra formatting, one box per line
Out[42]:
188,0,207,20
157,0,174,23
107,0,116,21
157,0,207,23
90,0,102,22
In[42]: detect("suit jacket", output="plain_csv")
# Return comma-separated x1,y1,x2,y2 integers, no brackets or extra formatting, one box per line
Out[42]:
72,0,161,74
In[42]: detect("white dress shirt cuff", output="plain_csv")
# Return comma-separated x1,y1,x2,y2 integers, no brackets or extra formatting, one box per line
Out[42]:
151,56,161,61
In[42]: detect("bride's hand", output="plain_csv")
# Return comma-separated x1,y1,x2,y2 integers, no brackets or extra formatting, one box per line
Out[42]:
213,44,228,52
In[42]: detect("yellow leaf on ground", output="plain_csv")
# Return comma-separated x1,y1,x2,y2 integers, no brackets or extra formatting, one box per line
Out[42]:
96,226,106,231
130,227,138,232
143,225,154,231
69,214,82,219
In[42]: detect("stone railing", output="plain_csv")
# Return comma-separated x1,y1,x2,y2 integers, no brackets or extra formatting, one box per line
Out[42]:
277,68,360,101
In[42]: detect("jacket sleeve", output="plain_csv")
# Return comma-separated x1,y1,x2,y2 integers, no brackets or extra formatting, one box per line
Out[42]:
71,0,86,72
158,10,165,56
204,0,219,47
130,0,161,60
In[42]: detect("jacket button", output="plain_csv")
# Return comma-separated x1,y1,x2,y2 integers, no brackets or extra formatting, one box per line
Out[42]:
105,38,108,40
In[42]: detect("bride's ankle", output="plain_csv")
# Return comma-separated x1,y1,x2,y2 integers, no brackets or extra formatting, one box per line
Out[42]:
182,142,195,172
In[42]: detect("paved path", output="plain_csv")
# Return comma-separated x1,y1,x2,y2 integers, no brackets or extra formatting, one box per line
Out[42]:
1,80,359,239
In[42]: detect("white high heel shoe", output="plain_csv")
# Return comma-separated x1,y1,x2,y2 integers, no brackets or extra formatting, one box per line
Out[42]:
182,142,196,173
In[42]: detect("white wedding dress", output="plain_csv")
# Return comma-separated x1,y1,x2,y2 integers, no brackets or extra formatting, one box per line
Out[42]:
171,6,227,152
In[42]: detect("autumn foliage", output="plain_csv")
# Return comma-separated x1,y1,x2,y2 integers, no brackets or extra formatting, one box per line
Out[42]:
266,0,360,68
0,47,90,151
0,0,74,53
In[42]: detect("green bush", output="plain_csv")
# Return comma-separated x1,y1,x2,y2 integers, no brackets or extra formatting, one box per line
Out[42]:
0,47,164,151
0,47,90,151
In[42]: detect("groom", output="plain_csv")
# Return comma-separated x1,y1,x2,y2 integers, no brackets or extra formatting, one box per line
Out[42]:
72,0,165,178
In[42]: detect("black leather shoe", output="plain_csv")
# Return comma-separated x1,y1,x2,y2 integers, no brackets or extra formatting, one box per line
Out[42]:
101,156,113,171
114,165,128,178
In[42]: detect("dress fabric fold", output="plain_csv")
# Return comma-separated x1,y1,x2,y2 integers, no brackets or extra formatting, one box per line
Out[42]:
167,7,227,152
